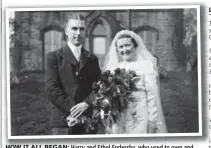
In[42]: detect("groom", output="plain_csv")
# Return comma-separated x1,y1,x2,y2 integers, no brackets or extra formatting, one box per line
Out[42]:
46,13,101,135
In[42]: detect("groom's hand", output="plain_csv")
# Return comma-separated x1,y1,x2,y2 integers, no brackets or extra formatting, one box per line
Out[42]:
70,102,89,119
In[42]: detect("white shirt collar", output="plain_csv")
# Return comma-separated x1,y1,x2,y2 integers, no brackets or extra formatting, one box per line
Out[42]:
67,42,82,61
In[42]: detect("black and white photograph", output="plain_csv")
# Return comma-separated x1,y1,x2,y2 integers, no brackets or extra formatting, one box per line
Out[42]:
7,6,201,138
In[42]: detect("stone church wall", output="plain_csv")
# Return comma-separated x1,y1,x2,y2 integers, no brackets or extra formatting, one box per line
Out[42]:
115,9,183,71
12,9,184,72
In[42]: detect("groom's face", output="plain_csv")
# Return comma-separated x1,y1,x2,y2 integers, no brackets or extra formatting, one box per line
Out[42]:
116,37,136,62
65,19,86,46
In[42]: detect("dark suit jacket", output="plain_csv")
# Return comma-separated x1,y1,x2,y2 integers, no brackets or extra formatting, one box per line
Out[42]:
46,44,101,131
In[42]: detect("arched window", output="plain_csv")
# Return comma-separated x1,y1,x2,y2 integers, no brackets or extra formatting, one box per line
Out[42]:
135,26,159,66
44,30,62,52
135,26,159,55
91,23,107,69
92,24,107,55
40,26,64,71
85,13,113,70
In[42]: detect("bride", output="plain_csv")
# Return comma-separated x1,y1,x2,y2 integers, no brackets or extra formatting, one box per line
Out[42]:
103,30,167,134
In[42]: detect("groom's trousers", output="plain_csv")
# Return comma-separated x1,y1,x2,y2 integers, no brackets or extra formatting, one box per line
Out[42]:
51,124,86,135
52,127,69,135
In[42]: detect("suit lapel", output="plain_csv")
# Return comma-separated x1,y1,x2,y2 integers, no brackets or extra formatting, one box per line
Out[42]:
60,44,78,66
59,44,91,74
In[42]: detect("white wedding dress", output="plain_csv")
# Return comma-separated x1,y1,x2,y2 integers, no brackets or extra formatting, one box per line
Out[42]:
103,30,167,134
109,60,166,134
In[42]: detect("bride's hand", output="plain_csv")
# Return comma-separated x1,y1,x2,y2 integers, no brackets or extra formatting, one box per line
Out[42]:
131,76,140,83
66,116,78,127
147,120,157,133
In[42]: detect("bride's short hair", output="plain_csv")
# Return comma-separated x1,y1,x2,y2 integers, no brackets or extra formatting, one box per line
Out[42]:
115,34,138,48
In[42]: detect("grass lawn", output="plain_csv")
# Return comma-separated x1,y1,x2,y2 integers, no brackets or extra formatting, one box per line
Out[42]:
10,69,199,135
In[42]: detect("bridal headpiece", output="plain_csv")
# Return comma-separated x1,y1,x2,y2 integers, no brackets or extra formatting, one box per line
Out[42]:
103,30,158,71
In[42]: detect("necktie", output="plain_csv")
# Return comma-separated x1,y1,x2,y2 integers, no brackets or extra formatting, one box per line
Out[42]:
75,48,80,62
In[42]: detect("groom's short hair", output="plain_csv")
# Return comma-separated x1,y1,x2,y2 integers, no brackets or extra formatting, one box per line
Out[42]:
65,13,85,24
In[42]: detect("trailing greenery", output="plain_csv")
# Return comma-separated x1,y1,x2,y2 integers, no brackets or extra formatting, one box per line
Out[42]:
183,8,197,72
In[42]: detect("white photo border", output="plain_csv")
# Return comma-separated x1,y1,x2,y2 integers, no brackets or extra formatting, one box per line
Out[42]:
5,5,202,139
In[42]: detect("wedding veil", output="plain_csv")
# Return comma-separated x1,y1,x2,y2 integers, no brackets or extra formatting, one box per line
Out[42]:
103,30,167,133
103,30,157,71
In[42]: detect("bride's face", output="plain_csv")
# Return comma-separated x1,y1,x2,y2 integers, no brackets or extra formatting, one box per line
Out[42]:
116,37,136,62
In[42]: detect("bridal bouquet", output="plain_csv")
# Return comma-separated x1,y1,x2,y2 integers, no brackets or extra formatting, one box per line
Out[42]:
67,68,138,134
91,68,138,133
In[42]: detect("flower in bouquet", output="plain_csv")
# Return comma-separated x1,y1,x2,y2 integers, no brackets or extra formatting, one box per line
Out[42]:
90,68,138,134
